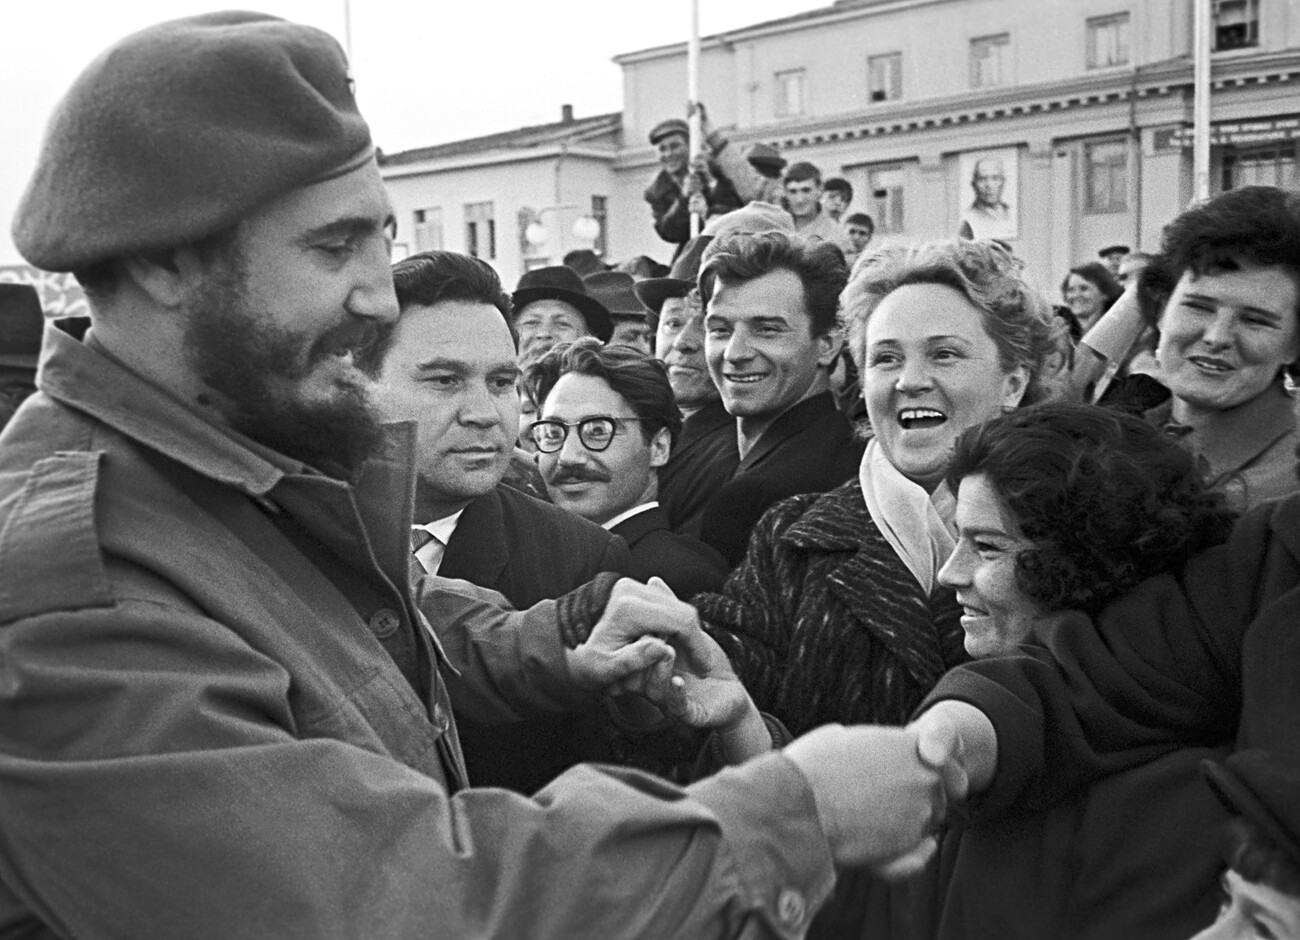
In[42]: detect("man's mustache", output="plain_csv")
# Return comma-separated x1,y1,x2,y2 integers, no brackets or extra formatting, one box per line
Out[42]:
549,466,610,485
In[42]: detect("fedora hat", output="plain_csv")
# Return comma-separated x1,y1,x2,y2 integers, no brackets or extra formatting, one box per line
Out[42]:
513,266,613,342
583,271,643,319
633,236,714,315
0,284,45,370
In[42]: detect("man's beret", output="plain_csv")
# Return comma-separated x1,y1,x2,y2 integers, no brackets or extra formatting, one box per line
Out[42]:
649,119,689,145
13,12,373,272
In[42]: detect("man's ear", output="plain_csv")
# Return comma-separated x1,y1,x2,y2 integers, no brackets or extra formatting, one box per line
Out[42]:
120,247,195,309
816,327,844,369
649,426,672,468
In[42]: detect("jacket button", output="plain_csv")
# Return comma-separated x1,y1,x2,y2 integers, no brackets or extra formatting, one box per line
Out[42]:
368,608,401,638
776,888,806,928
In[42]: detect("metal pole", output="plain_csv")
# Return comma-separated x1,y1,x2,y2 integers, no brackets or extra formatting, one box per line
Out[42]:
687,0,702,237
342,0,354,63
1192,0,1212,202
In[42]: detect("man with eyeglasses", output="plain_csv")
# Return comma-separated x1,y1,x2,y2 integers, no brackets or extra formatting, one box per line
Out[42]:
526,339,729,599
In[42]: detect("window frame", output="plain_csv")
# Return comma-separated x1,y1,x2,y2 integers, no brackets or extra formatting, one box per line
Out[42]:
1085,12,1131,69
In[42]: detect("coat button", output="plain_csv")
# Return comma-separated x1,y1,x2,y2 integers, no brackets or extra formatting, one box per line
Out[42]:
776,888,806,928
368,608,401,638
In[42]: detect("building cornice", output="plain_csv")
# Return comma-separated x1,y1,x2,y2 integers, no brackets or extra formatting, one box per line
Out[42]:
381,144,617,180
614,48,1300,166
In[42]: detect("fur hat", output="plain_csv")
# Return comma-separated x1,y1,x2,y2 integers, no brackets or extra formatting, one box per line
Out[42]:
13,12,372,272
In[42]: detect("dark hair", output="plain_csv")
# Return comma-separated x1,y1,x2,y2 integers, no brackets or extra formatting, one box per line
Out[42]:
1061,261,1123,311
1139,186,1300,380
1225,817,1300,896
73,222,244,305
387,249,515,346
845,212,875,233
946,401,1237,616
783,161,822,186
823,177,853,200
525,337,682,448
699,230,847,335
843,240,1069,405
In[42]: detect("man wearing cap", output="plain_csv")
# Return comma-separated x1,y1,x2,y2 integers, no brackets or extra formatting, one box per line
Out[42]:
1098,243,1131,277
0,11,965,939
643,117,741,255
584,270,654,355
511,264,612,366
0,283,44,430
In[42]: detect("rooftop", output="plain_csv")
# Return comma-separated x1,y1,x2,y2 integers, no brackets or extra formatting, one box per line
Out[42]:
379,109,622,167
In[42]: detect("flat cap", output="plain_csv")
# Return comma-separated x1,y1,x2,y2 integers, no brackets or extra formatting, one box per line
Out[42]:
14,12,372,271
649,118,689,145
746,143,786,174
1098,244,1131,258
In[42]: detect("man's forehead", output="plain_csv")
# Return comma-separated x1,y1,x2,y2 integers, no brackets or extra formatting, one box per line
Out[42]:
709,269,808,317
543,372,624,413
517,299,583,320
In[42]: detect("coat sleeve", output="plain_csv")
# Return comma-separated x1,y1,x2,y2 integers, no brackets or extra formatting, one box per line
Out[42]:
0,595,836,940
920,498,1276,817
646,174,691,245
696,495,816,720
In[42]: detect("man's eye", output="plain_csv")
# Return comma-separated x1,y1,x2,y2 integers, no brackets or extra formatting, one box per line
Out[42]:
490,377,517,392
425,375,458,389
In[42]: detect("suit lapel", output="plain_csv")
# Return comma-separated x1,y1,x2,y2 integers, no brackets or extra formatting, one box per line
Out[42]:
739,393,835,474
437,489,510,587
609,505,667,551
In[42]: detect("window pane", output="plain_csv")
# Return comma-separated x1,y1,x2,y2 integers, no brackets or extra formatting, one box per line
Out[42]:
868,53,902,103
413,207,443,252
868,166,906,233
1087,13,1130,68
775,69,805,117
970,34,1010,89
464,201,495,259
1214,0,1258,50
1085,141,1128,213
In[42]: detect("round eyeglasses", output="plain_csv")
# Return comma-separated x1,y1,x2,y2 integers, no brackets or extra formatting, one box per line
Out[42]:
529,416,652,453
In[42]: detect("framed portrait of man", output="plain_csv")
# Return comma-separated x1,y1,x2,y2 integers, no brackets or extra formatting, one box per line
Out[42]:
958,147,1019,240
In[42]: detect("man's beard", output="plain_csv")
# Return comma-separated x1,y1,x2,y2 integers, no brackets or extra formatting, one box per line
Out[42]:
183,251,385,480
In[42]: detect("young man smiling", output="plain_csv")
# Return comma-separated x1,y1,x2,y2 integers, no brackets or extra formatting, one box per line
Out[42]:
696,230,864,565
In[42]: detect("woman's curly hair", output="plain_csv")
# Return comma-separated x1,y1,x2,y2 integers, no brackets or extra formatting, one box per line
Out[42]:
945,401,1237,616
841,239,1071,406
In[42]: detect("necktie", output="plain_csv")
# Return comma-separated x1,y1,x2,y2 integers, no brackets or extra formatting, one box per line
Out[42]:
410,528,434,582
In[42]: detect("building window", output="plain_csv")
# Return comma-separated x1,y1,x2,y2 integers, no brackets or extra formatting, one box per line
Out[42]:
970,33,1010,89
1084,140,1128,213
775,69,805,118
591,196,608,257
412,207,443,253
1214,0,1259,51
868,166,906,233
868,53,902,103
1086,13,1130,68
464,201,495,260
1224,146,1299,190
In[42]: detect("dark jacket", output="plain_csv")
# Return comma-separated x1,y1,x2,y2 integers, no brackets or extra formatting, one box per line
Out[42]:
701,391,864,567
925,495,1300,938
698,479,967,938
438,483,630,793
609,504,730,601
658,399,740,539
644,167,742,251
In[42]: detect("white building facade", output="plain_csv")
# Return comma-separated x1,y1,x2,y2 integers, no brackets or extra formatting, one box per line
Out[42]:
382,0,1300,295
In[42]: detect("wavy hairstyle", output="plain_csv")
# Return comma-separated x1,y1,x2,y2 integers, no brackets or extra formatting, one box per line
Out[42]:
945,401,1237,615
524,337,682,448
1060,261,1122,311
841,239,1070,406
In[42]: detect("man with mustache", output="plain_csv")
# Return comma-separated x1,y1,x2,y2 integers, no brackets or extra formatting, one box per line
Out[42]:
0,13,963,938
528,339,729,599
372,249,630,794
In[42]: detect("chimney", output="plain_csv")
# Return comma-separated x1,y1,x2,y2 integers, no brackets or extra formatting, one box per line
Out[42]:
561,104,574,124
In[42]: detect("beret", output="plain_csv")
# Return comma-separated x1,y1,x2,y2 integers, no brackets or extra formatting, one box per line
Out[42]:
13,12,373,272
701,201,796,240
648,118,689,145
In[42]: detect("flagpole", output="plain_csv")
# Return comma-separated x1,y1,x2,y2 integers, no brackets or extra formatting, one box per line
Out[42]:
687,0,702,237
1192,0,1211,202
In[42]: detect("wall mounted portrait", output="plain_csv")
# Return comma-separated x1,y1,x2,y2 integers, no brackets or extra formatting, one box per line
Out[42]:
959,147,1019,241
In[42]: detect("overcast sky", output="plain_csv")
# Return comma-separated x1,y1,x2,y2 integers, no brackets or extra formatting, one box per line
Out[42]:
0,0,824,265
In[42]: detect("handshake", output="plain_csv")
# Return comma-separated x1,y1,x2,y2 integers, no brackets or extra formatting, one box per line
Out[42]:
565,577,989,875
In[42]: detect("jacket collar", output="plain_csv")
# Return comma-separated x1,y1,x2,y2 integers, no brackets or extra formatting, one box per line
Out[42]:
781,479,869,553
608,504,669,549
739,391,841,473
439,487,510,584
1153,381,1298,483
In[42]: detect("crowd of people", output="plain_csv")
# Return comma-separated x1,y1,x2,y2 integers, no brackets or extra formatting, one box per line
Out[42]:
1,11,1299,940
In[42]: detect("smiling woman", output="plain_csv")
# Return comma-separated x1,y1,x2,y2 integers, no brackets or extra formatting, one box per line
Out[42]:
923,400,1237,940
1138,186,1300,511
696,239,1069,938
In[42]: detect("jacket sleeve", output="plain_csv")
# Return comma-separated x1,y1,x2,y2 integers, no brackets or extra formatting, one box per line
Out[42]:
0,595,836,940
920,498,1277,817
646,174,691,245
696,495,815,721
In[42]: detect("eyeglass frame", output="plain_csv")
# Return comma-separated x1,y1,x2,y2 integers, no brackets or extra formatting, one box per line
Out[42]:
528,415,655,454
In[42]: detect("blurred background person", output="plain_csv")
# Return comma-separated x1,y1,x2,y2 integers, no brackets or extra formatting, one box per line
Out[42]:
584,270,654,355
929,401,1237,940
1117,249,1153,289
1099,243,1131,278
1061,260,1123,334
511,265,612,367
0,284,44,431
642,117,740,257
820,177,853,224
843,212,876,268
697,239,1068,938
783,161,847,247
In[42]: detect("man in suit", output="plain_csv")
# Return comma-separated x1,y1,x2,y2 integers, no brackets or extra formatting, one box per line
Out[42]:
526,340,729,600
372,250,629,792
698,230,864,565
